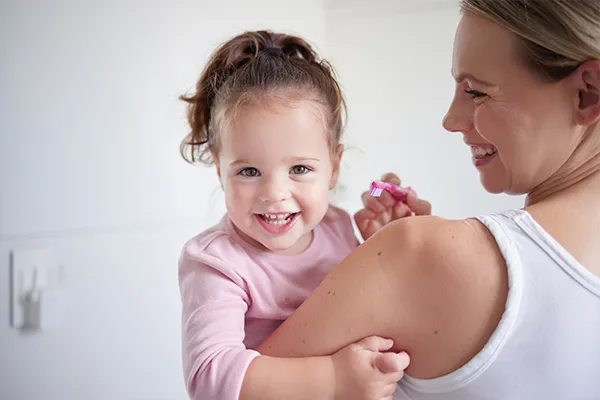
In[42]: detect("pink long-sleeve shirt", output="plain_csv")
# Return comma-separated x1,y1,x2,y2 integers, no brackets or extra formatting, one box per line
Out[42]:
178,205,360,400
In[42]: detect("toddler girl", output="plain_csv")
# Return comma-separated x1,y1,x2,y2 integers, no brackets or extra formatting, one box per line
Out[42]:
178,30,409,400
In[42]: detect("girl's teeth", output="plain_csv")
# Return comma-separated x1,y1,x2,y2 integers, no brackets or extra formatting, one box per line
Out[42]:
261,213,294,225
263,214,289,220
265,219,287,225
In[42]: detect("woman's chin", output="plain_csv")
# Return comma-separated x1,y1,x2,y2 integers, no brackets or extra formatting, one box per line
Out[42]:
479,174,508,195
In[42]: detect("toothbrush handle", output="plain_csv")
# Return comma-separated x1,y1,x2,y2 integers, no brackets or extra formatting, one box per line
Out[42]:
389,185,416,203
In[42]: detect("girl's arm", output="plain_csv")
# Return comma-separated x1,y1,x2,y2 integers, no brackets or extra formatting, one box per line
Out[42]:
180,251,406,400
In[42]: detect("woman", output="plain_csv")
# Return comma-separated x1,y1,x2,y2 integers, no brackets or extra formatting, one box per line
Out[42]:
257,1,600,398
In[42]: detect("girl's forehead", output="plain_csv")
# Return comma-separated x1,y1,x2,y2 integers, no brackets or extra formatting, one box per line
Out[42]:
219,101,331,160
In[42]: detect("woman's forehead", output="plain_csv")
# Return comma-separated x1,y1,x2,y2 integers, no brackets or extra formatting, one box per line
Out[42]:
452,13,520,84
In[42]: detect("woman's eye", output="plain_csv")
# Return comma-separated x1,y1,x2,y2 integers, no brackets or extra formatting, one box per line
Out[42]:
465,88,487,99
290,165,310,175
239,167,260,177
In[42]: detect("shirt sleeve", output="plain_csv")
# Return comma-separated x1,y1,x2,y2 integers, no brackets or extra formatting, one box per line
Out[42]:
327,204,361,249
340,209,361,249
179,243,260,400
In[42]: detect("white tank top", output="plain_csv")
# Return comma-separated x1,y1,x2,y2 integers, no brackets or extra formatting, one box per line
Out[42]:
395,209,600,400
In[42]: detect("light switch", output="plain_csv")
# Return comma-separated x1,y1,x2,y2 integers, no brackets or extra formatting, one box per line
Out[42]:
9,248,64,331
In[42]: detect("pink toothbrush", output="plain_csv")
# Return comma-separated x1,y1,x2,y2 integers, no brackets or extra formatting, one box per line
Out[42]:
369,180,417,203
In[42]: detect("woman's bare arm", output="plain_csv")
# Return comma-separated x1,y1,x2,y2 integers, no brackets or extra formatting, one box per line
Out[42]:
257,216,508,379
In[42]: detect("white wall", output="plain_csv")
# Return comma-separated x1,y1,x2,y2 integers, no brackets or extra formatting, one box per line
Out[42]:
0,1,326,399
324,0,525,218
1,1,528,399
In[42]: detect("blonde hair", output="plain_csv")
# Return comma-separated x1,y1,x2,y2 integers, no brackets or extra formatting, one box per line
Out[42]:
459,0,600,82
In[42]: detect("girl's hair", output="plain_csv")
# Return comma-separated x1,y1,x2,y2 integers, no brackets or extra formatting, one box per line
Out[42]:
459,0,600,83
180,30,346,164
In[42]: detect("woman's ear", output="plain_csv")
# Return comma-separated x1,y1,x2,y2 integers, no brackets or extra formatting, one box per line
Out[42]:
571,60,600,126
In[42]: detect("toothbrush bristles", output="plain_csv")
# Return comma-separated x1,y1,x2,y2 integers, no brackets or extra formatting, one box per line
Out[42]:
369,187,384,197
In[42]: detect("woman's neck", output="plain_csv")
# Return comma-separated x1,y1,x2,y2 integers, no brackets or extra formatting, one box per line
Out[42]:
527,130,600,207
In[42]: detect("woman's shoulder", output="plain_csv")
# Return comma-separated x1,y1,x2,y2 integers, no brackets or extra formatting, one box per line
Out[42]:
367,215,509,378
373,214,499,265
256,214,510,379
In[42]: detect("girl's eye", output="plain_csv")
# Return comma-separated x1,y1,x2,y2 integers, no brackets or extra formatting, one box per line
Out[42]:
239,167,260,177
290,165,311,175
465,88,487,99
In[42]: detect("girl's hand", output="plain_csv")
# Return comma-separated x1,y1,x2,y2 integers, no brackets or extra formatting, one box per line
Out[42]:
354,173,432,241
